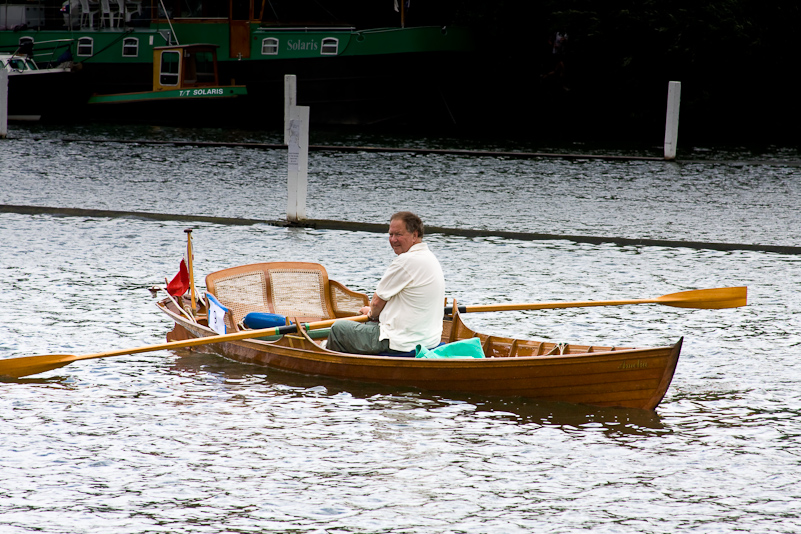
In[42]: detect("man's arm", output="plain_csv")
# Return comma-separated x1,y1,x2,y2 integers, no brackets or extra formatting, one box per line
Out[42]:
360,294,387,321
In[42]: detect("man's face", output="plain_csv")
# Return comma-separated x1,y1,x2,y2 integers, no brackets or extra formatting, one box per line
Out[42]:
388,219,418,255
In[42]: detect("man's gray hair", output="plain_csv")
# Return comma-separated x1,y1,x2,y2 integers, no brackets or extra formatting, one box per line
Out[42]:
391,211,424,239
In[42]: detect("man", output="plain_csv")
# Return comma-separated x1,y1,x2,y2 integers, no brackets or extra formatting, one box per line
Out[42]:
327,212,445,355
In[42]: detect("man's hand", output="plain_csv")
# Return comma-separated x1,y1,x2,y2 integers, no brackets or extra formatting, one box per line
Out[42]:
362,295,387,321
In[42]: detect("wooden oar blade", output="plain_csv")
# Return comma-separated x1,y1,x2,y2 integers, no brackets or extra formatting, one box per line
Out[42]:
446,286,748,314
656,286,747,309
0,314,370,379
0,354,76,379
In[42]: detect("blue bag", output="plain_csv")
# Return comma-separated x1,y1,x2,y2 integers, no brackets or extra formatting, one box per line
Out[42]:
243,312,287,329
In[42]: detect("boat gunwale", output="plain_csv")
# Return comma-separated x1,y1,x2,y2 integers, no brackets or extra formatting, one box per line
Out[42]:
157,299,679,367
157,293,681,409
88,86,247,103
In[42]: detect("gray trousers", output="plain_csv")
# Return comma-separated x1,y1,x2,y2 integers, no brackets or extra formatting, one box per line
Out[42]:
327,320,392,354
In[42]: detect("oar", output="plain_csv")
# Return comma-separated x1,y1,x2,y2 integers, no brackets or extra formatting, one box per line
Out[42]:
0,315,369,379
444,286,747,314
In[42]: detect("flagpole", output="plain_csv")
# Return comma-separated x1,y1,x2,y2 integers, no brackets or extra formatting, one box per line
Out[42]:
184,228,197,312
164,277,197,322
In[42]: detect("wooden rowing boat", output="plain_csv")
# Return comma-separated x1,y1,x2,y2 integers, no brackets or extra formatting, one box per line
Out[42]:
156,262,681,410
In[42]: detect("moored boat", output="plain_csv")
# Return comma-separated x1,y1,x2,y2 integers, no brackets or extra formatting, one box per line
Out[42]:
157,261,682,410
1,49,78,120
1,0,473,126
87,43,247,123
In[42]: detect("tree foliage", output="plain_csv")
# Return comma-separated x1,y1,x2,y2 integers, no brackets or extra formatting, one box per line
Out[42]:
452,0,801,142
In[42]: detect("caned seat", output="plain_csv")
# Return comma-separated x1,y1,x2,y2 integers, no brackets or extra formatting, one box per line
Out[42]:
205,262,369,331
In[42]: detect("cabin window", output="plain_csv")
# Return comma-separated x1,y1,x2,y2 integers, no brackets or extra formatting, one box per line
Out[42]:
77,37,93,57
261,38,279,55
184,50,215,85
8,58,29,71
321,38,338,55
160,50,180,86
122,38,139,58
194,51,215,83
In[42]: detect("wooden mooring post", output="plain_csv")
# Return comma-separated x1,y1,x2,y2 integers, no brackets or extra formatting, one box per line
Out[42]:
664,81,681,160
286,104,309,223
284,74,297,146
284,74,309,223
1,69,8,139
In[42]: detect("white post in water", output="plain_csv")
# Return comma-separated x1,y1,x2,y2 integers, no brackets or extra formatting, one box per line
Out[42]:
287,105,309,222
284,74,297,146
1,69,8,139
664,81,681,160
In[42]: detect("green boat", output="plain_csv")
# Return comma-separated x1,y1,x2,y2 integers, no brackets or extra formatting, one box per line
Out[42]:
86,43,247,122
0,0,473,124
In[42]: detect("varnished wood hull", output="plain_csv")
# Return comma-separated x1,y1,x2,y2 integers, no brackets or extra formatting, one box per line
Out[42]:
158,300,681,410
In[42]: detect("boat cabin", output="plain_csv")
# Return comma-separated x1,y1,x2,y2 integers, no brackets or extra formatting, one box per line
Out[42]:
1,53,40,73
152,43,220,92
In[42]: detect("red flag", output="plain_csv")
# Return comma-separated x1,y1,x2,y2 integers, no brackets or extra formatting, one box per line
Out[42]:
166,259,190,297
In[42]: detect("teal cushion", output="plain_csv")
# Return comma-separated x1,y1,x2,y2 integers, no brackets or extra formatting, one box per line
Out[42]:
415,337,485,359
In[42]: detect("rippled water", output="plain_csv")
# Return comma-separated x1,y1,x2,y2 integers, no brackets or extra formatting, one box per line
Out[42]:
5,123,801,246
2,124,801,533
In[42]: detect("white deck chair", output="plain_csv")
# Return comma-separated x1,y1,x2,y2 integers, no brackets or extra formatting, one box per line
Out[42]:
100,0,119,27
79,0,98,28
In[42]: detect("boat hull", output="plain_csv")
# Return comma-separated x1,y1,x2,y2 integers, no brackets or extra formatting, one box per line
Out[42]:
86,85,248,124
159,300,681,410
5,67,83,121
88,85,247,104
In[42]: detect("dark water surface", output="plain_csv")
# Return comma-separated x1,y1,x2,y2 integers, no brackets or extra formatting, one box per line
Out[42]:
1,124,800,533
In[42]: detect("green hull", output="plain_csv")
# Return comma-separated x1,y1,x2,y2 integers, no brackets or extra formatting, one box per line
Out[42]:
1,24,471,67
88,85,247,104
1,3,473,125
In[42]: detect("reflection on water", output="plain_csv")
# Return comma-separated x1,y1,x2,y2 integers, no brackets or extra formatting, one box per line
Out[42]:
170,351,668,436
1,124,801,533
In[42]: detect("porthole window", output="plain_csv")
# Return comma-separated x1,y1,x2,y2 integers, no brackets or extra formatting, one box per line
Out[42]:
122,37,139,57
262,37,279,55
321,38,338,55
77,37,93,56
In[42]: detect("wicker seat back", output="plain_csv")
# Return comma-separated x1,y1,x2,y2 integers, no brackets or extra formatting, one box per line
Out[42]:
205,262,347,330
266,267,334,322
329,280,370,316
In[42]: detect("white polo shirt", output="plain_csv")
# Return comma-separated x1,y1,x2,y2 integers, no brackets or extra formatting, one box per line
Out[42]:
375,242,445,352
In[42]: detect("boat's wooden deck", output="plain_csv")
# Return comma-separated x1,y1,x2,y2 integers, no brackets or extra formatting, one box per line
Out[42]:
182,296,631,359
442,310,627,358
